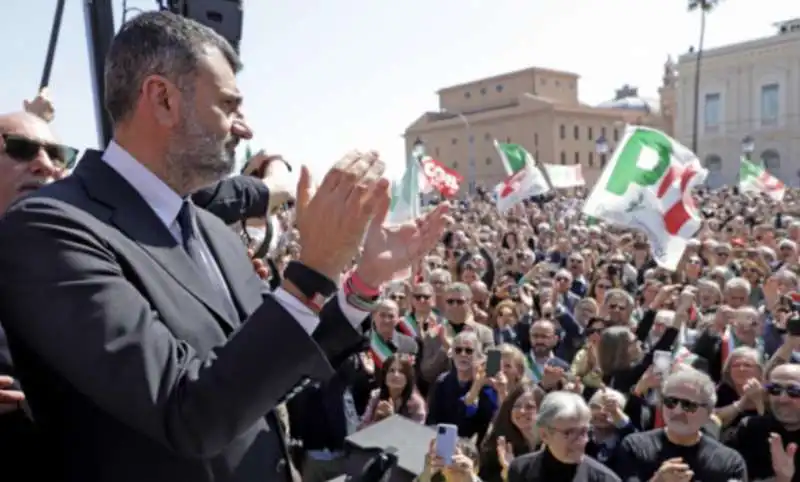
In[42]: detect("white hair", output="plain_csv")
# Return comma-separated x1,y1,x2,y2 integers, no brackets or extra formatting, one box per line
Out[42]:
655,310,676,327
536,391,591,427
588,388,626,408
725,277,752,295
661,368,717,408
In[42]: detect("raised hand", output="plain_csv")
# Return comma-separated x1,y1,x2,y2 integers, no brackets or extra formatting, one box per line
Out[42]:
294,151,386,281
769,432,797,482
355,201,450,288
496,435,515,470
23,87,55,123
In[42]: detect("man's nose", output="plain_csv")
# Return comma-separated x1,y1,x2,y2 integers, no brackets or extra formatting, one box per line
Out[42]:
231,118,253,141
28,147,61,179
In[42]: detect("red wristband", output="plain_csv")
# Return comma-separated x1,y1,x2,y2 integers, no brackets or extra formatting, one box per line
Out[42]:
349,271,380,297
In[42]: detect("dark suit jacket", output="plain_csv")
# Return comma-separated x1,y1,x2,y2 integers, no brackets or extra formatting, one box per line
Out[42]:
0,151,365,482
0,168,274,478
507,449,621,482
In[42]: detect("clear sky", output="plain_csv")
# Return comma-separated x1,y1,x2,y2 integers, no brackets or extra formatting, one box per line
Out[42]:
1,0,797,180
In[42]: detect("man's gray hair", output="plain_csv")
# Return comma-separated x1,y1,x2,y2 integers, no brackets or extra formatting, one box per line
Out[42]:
604,288,633,308
104,11,242,123
536,391,590,427
661,368,717,408
447,282,473,299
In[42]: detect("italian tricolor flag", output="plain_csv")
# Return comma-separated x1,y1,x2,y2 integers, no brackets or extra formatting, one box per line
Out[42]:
494,140,535,175
739,157,785,201
369,330,393,368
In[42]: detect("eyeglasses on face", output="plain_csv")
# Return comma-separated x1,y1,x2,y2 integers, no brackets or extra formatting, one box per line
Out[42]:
549,425,590,440
1,133,78,169
413,294,432,301
453,346,474,355
662,396,706,413
765,383,800,399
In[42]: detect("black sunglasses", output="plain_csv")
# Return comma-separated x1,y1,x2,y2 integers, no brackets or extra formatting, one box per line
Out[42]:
413,294,432,301
662,396,706,413
765,383,800,399
453,347,474,355
2,133,79,169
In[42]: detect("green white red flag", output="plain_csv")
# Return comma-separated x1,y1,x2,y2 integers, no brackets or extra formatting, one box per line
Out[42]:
739,157,785,201
493,164,551,213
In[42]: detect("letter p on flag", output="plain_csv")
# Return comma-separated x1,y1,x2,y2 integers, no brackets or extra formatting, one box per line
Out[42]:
582,126,708,270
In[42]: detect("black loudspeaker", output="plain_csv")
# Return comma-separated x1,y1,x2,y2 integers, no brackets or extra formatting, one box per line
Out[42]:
168,0,243,52
342,415,436,482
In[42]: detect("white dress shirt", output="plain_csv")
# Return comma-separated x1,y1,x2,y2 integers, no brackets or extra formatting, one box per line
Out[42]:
102,141,368,334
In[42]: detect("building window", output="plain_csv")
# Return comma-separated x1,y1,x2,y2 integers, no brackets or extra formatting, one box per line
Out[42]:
480,87,487,95
496,84,504,92
485,157,492,165
600,154,607,166
451,138,458,145
453,161,459,168
573,125,579,139
534,133,539,145
587,127,593,141
613,128,619,142
506,137,511,143
574,152,580,164
484,133,491,141
560,151,566,164
704,92,721,132
588,152,594,166
434,147,440,156
761,84,779,126
601,126,607,138
464,92,471,99
560,125,566,139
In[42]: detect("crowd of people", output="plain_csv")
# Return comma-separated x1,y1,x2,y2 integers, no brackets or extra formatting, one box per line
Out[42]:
1,9,800,482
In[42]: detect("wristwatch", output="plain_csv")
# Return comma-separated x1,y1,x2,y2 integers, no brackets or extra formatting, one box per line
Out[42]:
283,261,336,311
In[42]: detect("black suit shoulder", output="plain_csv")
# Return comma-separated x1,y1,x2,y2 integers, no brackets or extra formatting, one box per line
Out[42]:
0,178,335,459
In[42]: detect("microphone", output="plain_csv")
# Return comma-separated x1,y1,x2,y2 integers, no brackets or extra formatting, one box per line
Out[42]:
346,446,399,482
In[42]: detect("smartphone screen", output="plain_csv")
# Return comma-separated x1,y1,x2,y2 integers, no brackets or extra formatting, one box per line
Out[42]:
435,424,458,465
653,350,672,375
787,316,800,336
486,349,502,377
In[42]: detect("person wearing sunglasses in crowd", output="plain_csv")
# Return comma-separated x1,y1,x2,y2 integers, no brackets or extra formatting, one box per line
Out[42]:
727,363,800,482
615,369,747,482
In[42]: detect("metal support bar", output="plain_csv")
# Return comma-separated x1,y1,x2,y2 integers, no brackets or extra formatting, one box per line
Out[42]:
84,0,116,147
40,0,67,90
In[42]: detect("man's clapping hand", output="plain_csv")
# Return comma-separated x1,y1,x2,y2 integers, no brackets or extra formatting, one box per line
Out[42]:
294,151,386,281
355,199,450,288
0,375,24,415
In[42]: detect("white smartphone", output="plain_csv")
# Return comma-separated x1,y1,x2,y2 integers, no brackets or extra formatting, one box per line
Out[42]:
653,350,672,376
435,423,459,465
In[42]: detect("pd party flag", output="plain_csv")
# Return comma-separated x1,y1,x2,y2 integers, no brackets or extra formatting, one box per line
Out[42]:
494,141,535,175
739,157,785,201
583,126,707,271
494,164,551,213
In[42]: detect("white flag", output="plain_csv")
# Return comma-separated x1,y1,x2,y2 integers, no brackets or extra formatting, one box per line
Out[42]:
494,164,550,213
583,126,707,270
543,164,585,188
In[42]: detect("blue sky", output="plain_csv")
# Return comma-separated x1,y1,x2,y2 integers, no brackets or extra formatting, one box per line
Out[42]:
1,0,796,180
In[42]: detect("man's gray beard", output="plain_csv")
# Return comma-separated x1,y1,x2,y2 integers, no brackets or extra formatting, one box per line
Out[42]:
164,108,235,194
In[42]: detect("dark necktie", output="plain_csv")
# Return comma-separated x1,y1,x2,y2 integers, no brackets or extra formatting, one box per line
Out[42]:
177,200,238,322
177,200,205,269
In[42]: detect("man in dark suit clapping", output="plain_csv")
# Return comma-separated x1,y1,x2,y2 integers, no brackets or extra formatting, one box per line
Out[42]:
0,11,448,482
